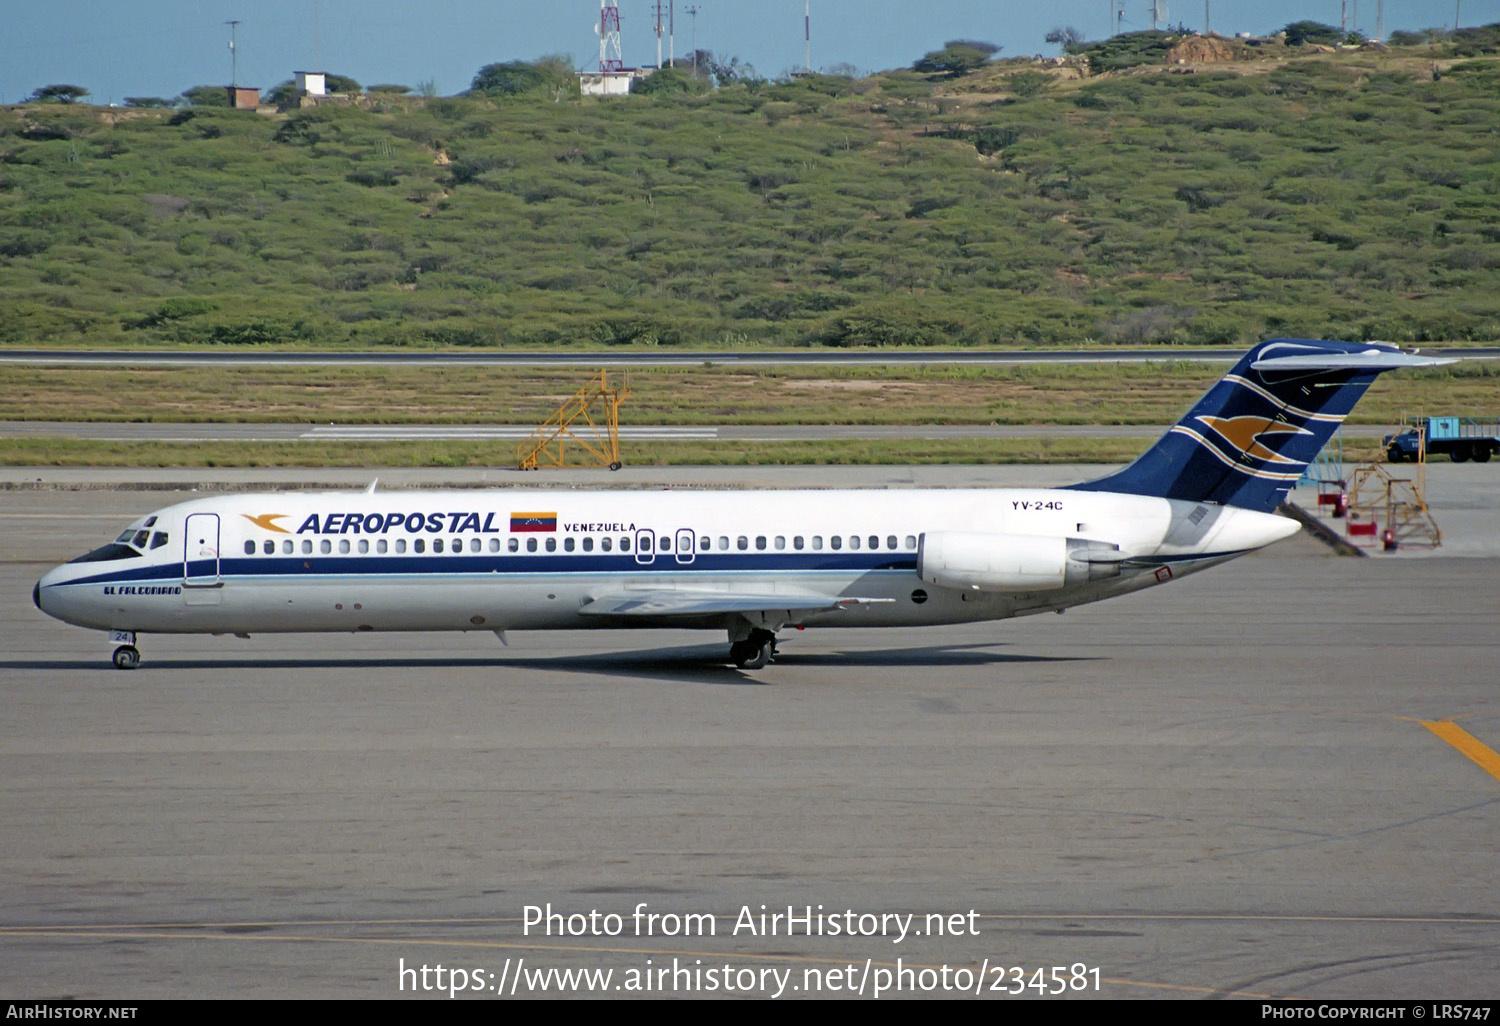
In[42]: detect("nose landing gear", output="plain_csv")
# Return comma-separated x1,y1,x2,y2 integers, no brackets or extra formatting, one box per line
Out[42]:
109,630,140,670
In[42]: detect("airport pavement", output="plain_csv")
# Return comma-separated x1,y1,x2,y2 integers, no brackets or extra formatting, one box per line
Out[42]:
1,475,1498,999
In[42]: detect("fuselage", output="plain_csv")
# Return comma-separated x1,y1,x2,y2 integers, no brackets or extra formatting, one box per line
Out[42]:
34,485,1299,637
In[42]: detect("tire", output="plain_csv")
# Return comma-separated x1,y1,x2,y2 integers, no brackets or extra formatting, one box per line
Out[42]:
1474,446,1492,464
112,645,140,670
609,462,622,471
1452,447,1470,463
1386,448,1405,464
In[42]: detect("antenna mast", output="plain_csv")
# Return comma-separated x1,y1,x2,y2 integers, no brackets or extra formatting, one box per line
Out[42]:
805,1,811,74
654,0,665,68
226,20,240,87
599,0,623,72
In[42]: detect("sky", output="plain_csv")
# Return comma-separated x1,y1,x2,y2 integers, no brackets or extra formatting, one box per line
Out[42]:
1,1,1492,105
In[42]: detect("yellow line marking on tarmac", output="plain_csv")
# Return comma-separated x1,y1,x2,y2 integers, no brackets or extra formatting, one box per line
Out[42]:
1422,720,1500,783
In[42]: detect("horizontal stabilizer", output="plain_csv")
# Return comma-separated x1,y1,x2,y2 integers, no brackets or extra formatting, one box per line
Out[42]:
1251,350,1455,372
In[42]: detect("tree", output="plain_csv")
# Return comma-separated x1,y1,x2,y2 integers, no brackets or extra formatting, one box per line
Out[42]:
631,67,703,95
179,85,229,108
1045,26,1086,52
324,73,361,94
367,84,413,94
28,84,89,104
912,40,1000,77
469,58,575,97
123,96,174,109
265,80,298,106
1283,21,1344,46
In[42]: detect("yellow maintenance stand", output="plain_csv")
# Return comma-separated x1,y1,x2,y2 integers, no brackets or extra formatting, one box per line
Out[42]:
518,370,631,471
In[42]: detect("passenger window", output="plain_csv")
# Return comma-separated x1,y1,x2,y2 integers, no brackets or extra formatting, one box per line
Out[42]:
243,541,255,555
282,539,292,555
601,537,612,552
659,536,671,551
620,537,630,552
793,536,804,550
526,538,537,553
775,536,786,550
508,538,519,552
263,540,274,555
376,540,387,554
737,536,748,551
564,537,575,552
812,536,823,550
718,536,729,550
320,539,332,554
869,535,879,550
302,540,313,554
831,536,842,551
414,539,425,554
849,536,859,550
358,539,369,554
905,535,917,549
755,536,766,550
471,538,481,553
887,535,897,550
396,539,407,553
338,540,350,554
151,532,169,550
434,538,444,554
699,535,709,551
545,538,556,552
582,537,594,552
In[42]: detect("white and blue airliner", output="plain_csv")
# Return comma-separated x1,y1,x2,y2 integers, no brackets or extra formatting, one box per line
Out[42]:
34,339,1442,670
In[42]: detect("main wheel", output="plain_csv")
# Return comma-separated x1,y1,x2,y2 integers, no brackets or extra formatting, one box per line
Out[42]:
112,645,140,670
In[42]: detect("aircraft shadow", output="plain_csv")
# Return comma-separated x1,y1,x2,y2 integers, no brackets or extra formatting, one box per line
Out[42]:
3,642,1094,683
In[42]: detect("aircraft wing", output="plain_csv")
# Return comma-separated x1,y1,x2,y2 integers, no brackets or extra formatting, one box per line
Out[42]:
578,590,892,618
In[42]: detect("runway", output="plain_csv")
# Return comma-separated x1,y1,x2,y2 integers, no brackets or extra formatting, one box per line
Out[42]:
3,481,1498,999
4,346,1496,368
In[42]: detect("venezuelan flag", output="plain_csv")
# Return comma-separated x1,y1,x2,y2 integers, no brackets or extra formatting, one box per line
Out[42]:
510,512,557,533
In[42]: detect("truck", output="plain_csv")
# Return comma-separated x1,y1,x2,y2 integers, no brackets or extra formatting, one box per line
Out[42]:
1384,416,1500,463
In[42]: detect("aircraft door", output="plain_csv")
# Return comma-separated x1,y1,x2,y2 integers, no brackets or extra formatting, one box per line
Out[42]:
183,512,224,603
634,529,655,565
675,529,695,564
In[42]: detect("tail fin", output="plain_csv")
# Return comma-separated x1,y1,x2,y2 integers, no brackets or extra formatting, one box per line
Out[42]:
1068,339,1451,513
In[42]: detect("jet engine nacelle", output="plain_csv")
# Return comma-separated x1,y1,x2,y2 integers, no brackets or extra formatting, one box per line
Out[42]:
917,532,1125,592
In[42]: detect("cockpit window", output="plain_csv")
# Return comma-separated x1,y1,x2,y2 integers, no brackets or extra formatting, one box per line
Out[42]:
69,543,140,564
132,530,150,548
150,532,169,549
115,530,136,544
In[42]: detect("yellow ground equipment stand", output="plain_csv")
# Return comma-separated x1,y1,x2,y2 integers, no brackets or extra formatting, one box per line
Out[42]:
518,370,631,471
1344,463,1442,551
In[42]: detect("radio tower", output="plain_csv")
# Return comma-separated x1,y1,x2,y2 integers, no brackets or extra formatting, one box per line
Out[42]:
654,1,665,68
804,1,812,74
599,0,623,72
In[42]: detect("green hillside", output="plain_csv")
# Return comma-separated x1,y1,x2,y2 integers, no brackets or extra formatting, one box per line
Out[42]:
3,41,1499,350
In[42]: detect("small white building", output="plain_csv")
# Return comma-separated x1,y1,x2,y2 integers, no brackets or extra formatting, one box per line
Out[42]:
578,68,652,97
294,71,326,96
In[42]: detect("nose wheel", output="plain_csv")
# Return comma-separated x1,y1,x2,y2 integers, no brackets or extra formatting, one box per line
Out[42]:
729,629,777,670
112,645,141,670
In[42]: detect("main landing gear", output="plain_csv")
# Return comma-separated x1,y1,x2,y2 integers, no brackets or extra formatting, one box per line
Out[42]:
729,628,778,670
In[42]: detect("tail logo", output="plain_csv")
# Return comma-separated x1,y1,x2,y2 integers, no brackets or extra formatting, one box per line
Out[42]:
1193,416,1311,466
